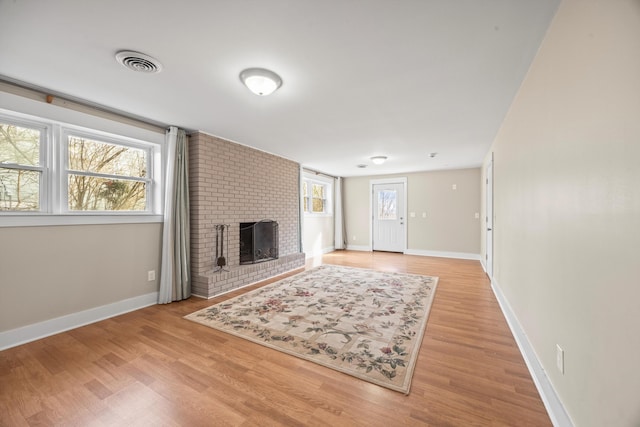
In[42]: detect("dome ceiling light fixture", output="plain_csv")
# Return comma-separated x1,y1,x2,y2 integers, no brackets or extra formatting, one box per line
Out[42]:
115,50,163,73
370,156,387,165
239,68,283,96
429,152,438,158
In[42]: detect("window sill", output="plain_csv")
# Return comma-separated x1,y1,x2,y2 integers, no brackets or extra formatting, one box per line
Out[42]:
0,214,163,228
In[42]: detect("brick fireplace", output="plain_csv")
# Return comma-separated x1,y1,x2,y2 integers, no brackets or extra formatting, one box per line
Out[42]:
188,132,305,298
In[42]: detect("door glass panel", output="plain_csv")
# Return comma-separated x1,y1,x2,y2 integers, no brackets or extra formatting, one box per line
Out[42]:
377,190,397,220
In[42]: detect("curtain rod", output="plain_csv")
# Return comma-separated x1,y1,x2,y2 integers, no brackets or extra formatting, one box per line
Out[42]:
302,167,338,180
0,77,167,134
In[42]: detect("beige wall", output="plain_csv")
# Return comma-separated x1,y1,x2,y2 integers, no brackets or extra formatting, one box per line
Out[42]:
343,175,371,248
407,168,481,254
0,223,162,332
0,88,165,336
344,168,481,255
485,0,640,425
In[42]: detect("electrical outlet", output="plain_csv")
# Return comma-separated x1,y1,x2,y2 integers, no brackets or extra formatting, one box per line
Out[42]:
353,235,357,241
148,270,156,281
422,212,427,218
475,212,480,219
452,184,457,190
556,344,564,374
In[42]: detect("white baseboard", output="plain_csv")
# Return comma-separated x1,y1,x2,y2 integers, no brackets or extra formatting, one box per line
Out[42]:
491,279,573,427
346,244,371,251
0,292,158,351
404,249,481,261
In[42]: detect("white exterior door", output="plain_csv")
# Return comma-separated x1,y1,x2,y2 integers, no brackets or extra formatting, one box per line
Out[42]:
372,182,405,252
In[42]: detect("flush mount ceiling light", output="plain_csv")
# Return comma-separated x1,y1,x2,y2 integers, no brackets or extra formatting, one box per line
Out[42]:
239,68,282,96
371,156,387,165
115,50,163,73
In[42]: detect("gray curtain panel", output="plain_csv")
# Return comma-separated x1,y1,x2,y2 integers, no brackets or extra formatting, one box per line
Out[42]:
159,126,191,304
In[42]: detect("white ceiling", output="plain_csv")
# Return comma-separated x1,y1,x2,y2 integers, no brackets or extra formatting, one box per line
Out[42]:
0,0,559,177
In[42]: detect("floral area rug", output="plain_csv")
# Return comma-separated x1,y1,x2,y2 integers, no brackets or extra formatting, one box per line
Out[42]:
184,264,438,394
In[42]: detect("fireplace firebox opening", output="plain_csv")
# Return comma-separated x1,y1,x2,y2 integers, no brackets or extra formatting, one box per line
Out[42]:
239,220,279,264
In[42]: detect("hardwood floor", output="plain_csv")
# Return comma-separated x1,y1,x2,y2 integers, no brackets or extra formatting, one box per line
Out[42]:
0,251,552,426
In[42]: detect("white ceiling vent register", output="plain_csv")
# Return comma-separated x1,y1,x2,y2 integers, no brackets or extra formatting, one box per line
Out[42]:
115,50,163,73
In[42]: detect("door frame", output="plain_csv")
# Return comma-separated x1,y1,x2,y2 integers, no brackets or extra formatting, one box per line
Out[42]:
485,155,494,278
369,177,407,253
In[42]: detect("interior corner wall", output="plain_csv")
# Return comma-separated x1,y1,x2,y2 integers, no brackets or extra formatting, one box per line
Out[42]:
486,0,640,425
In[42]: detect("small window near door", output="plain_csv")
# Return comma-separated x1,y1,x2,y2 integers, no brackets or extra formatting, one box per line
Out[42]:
304,181,325,213
302,177,331,215
377,190,397,220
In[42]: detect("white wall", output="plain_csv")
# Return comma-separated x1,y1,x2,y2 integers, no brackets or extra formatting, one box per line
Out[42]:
303,215,334,257
484,0,640,425
302,172,335,258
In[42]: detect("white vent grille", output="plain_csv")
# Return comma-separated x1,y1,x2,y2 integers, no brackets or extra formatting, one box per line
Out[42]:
115,51,163,73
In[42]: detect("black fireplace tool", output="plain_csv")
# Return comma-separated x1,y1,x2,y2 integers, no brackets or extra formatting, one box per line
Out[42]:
215,224,229,272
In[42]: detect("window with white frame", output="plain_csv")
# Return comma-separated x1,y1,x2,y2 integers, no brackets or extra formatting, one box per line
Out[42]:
302,175,332,215
0,119,46,211
0,110,160,220
64,131,151,211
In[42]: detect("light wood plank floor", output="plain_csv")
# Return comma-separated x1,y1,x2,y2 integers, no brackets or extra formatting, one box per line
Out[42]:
0,251,552,426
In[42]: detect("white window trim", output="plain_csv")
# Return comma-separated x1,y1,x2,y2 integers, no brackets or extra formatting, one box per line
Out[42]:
61,127,156,214
0,108,163,227
0,214,162,227
302,173,333,217
0,114,49,212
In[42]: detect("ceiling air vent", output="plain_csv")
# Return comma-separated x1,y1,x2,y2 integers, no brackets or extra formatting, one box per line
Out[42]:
115,50,163,73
